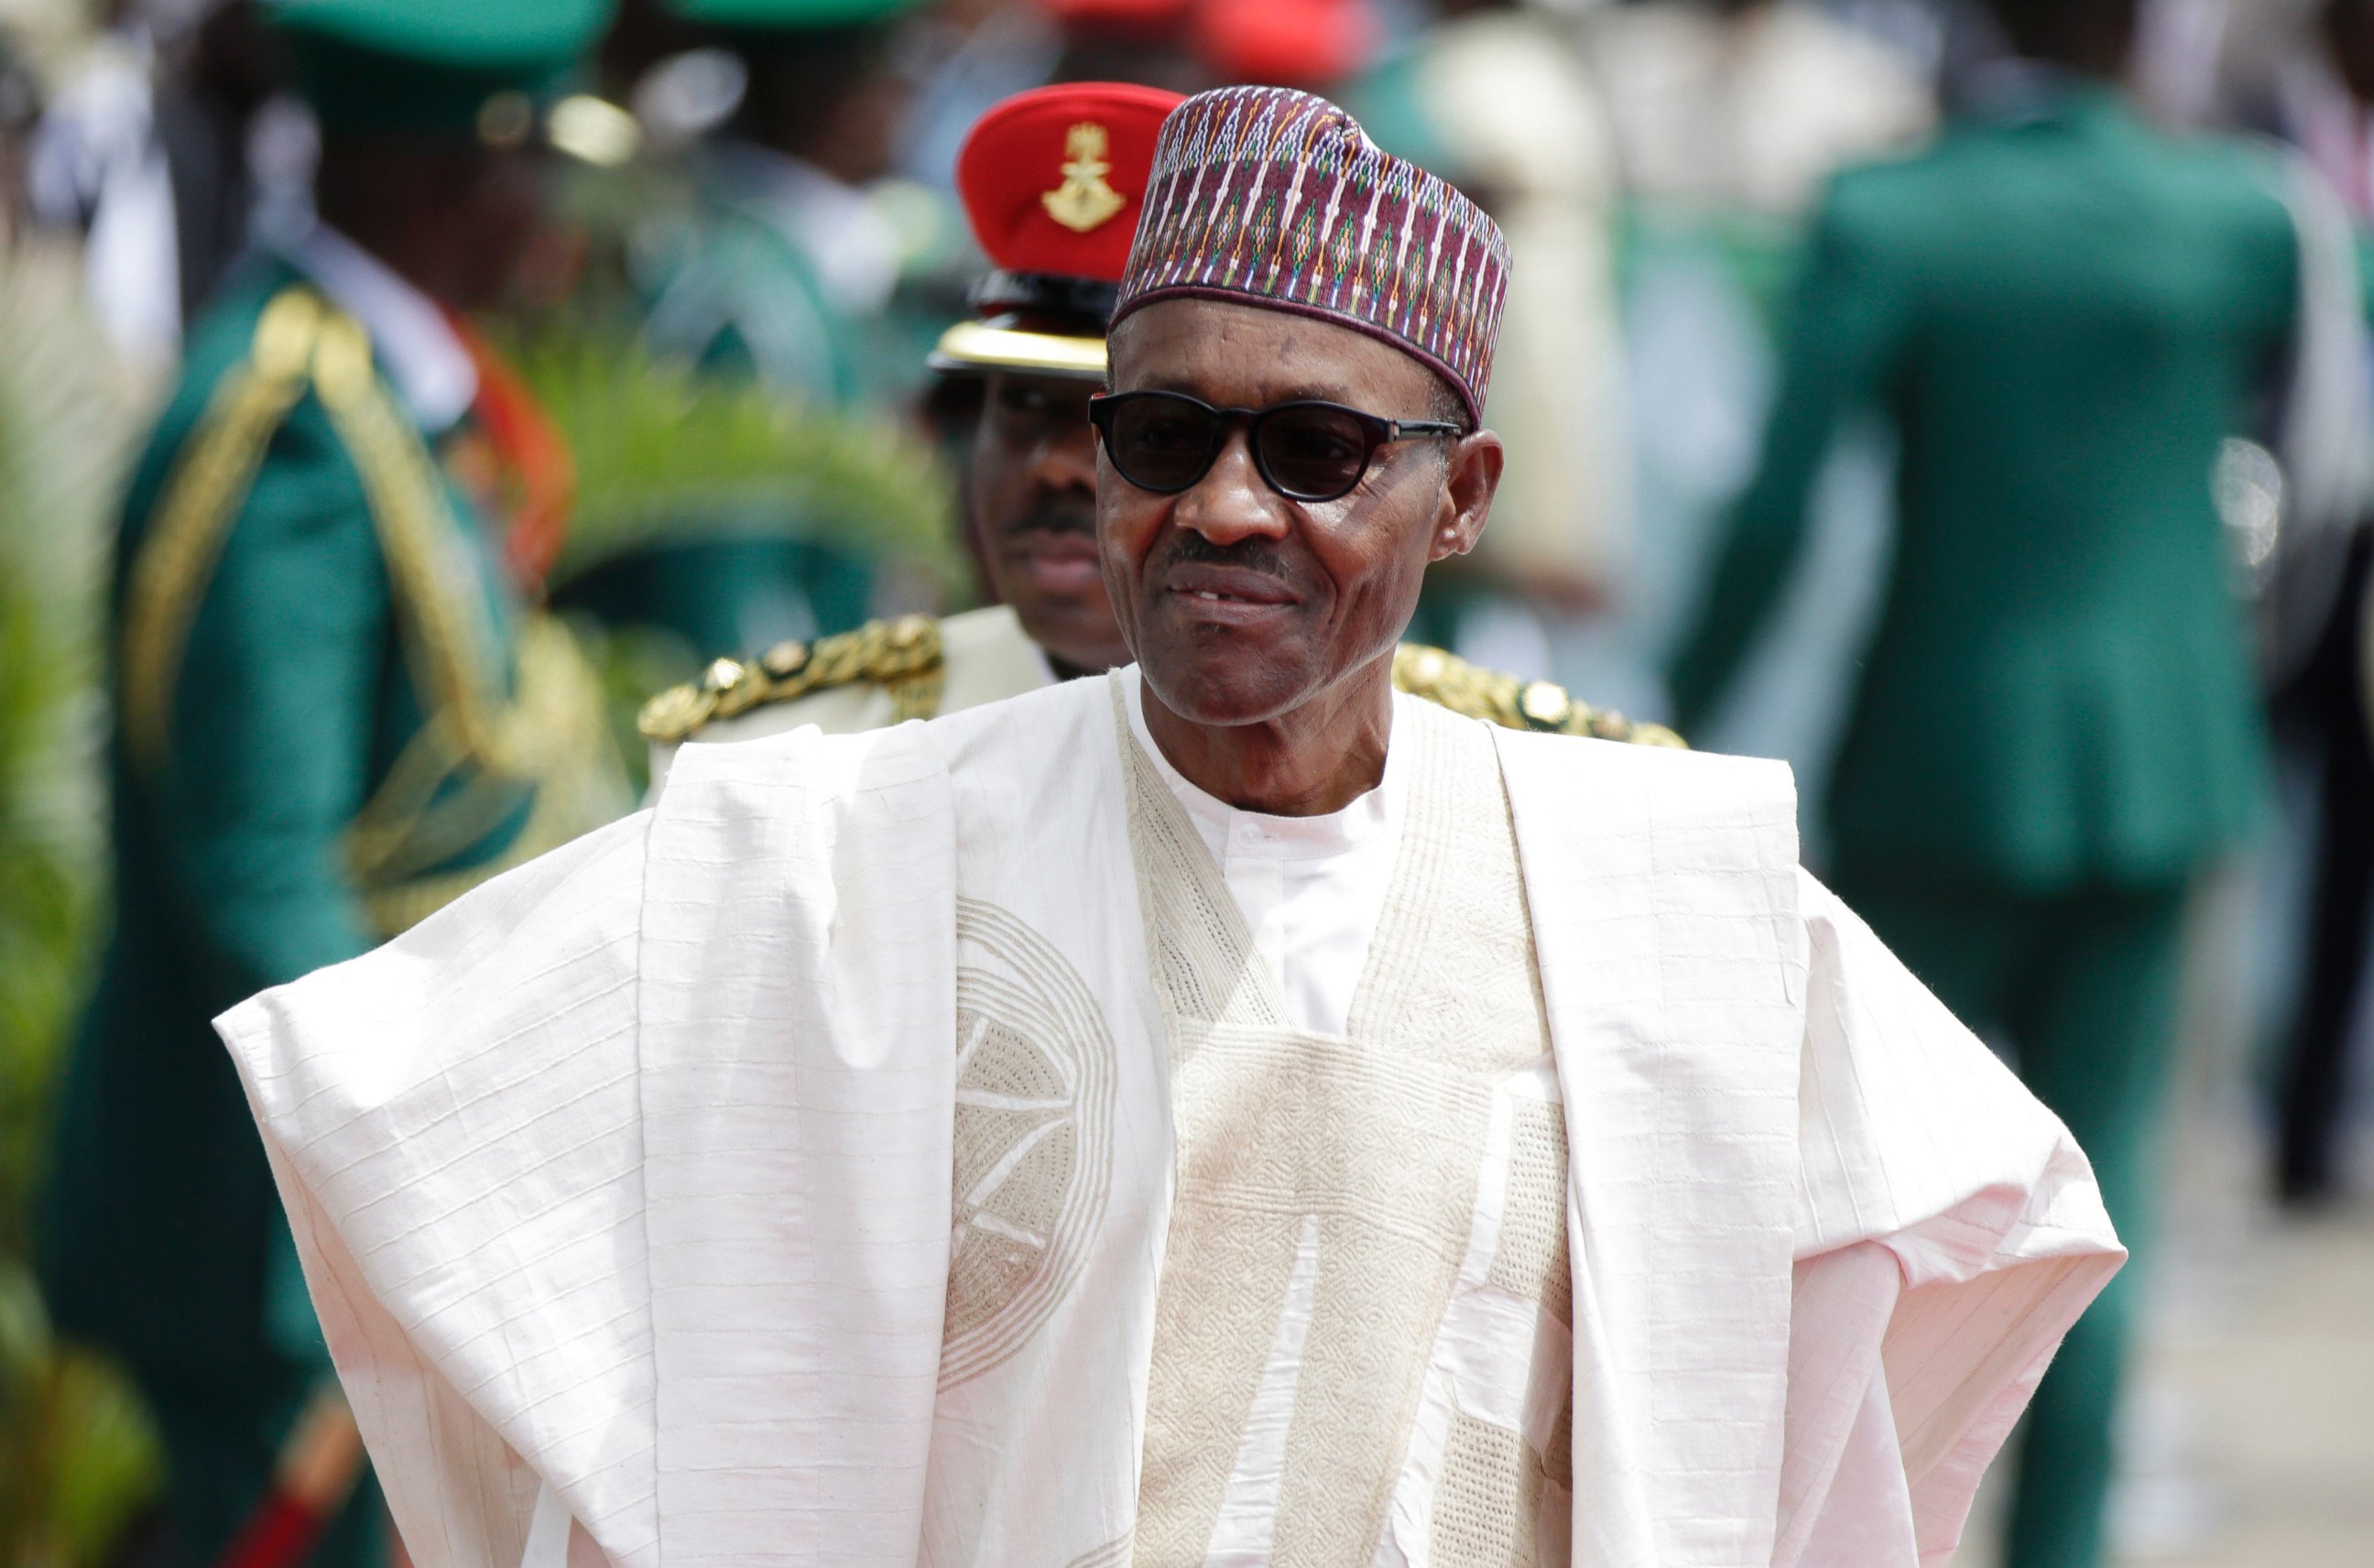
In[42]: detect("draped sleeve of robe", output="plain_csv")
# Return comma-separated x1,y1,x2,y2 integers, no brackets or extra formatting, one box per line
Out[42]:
216,688,2120,1568
215,717,964,1568
1492,725,2121,1568
1778,877,2122,1566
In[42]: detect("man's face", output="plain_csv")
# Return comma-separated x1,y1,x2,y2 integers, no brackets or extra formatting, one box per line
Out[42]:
1099,297,1496,725
453,143,546,310
968,370,1132,673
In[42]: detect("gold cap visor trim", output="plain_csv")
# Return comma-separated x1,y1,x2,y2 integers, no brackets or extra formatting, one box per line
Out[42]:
929,320,1108,380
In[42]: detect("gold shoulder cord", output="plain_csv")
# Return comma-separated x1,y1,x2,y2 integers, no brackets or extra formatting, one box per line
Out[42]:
121,289,325,771
309,312,624,931
356,617,624,937
1391,643,1686,747
309,314,519,770
638,614,946,744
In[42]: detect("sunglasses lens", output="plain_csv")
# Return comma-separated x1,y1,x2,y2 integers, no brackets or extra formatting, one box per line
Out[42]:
1256,405,1373,500
1107,397,1222,492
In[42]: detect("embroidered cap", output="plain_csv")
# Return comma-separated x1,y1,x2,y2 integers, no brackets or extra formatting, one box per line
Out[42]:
1114,84,1509,423
931,82,1185,381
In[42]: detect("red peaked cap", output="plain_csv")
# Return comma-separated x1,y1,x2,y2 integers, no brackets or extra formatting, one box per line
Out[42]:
954,82,1185,285
1200,0,1379,87
1036,0,1192,24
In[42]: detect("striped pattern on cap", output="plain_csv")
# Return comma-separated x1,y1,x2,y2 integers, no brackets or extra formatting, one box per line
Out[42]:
1114,84,1509,422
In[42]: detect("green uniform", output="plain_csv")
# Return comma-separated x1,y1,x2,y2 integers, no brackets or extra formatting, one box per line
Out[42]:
640,144,874,405
1669,82,2294,1568
38,260,619,1567
588,147,892,653
576,0,936,656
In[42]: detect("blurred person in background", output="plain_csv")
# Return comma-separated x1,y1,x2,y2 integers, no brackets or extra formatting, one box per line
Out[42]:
641,77,1675,780
33,0,628,1562
2263,0,2374,1206
637,0,921,405
572,0,925,657
1667,0,2314,1562
1588,0,1936,222
28,0,309,375
640,79,1181,770
1349,0,1628,675
1579,0,1933,729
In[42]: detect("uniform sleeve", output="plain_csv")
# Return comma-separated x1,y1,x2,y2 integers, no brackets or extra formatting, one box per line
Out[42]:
217,811,660,1568
1667,179,1912,732
144,408,387,1010
1778,873,2123,1567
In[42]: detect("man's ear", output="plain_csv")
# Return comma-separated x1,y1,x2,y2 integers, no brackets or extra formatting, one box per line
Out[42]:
1428,429,1504,564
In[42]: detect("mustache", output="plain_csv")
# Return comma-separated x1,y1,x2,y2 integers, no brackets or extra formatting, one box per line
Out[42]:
998,491,1095,539
1158,530,1294,582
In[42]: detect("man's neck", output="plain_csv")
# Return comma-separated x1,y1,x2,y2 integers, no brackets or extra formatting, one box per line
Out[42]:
1138,660,1395,816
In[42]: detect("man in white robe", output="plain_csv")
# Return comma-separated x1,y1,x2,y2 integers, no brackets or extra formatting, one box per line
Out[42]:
219,84,2121,1568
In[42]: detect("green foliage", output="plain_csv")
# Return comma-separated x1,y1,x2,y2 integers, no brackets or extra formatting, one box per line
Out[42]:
509,332,964,590
0,582,86,1258
0,1267,159,1568
0,242,160,1566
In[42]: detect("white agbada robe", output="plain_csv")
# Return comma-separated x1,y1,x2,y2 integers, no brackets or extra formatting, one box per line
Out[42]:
218,669,2121,1568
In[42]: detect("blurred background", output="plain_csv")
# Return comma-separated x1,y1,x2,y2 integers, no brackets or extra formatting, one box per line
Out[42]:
0,0,2369,1564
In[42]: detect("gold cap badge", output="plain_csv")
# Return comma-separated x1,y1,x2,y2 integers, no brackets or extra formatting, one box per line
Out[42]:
1042,122,1127,234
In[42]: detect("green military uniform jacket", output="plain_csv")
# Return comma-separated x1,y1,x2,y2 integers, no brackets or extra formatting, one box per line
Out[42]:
1671,82,2296,888
39,256,618,1389
641,142,873,407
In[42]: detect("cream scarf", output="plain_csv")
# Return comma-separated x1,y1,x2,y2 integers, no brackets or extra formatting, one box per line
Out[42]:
1124,688,1571,1564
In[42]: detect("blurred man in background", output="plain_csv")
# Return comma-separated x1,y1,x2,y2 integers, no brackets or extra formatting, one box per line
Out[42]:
1347,0,1630,668
1581,0,1934,730
35,1,626,1562
28,0,308,375
573,0,926,659
2264,0,2374,1207
1669,1,2306,1563
640,79,1177,768
639,0,920,405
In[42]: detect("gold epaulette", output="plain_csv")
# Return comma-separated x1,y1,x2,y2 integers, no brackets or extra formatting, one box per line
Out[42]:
1392,643,1686,747
638,614,946,744
121,288,327,769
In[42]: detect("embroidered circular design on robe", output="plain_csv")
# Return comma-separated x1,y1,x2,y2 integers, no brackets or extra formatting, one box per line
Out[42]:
942,898,1118,1388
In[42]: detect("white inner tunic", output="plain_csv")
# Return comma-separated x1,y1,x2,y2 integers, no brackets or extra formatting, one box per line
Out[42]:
1120,677,1574,1566
1122,667,1408,1037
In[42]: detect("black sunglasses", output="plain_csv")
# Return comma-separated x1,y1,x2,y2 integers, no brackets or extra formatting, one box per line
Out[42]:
1087,390,1465,504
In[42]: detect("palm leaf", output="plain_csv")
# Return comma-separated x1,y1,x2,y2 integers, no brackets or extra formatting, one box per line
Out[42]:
506,332,963,588
0,238,161,1566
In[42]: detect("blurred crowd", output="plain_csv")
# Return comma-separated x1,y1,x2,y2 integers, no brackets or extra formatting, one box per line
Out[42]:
3,0,2373,1565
